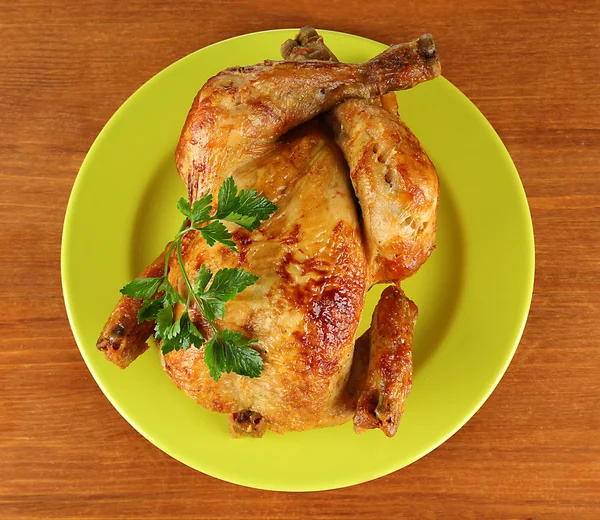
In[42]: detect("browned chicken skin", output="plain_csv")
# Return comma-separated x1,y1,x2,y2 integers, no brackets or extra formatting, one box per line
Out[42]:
97,29,440,437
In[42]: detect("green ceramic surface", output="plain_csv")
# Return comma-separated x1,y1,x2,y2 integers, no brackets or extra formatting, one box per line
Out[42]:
62,29,534,491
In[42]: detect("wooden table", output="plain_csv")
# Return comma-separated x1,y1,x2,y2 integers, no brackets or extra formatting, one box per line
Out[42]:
2,0,599,518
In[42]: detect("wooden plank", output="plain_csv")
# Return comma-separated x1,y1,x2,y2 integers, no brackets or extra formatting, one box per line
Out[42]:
1,0,599,517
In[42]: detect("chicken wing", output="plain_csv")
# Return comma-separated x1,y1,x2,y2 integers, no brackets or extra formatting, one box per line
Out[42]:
96,248,167,368
354,285,417,437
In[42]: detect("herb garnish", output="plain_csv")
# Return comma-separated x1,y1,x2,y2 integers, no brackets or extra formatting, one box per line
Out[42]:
120,177,277,381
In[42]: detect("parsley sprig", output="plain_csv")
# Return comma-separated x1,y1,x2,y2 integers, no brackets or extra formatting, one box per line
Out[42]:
120,177,277,382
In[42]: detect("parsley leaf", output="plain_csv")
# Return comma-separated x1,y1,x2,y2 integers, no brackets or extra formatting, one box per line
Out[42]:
190,193,213,223
226,342,263,378
120,277,163,300
160,279,184,306
176,198,192,219
119,177,275,381
203,331,263,382
195,268,256,324
194,265,212,293
199,221,237,251
202,298,226,321
179,312,205,350
160,334,178,355
137,297,164,324
221,330,262,377
155,305,174,339
215,176,277,231
203,337,226,381
230,188,278,229
160,312,205,355
166,313,181,339
203,268,258,302
221,212,258,230
215,177,237,219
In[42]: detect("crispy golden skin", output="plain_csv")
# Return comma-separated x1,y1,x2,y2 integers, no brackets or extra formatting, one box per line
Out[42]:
97,32,440,436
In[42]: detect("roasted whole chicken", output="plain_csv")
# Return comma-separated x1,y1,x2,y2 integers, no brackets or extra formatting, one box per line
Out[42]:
97,28,440,438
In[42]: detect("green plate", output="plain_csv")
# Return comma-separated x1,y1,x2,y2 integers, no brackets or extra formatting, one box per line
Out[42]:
61,29,534,491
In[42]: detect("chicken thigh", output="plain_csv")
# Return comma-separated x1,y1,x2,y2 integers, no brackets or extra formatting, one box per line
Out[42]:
283,27,439,283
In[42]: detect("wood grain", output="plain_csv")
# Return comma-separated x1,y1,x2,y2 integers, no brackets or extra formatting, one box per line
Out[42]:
1,0,599,518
